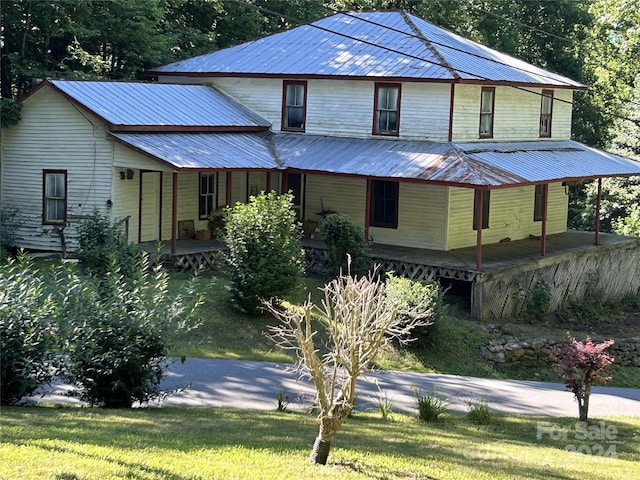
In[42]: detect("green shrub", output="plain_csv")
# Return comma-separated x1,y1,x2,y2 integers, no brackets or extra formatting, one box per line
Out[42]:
0,207,19,258
221,192,305,313
76,208,140,279
319,214,370,279
55,255,202,407
385,275,445,341
413,386,448,422
466,397,493,425
0,254,58,405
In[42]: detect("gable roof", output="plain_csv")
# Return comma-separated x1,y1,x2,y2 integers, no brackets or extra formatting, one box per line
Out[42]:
110,132,640,187
28,79,270,132
148,11,584,88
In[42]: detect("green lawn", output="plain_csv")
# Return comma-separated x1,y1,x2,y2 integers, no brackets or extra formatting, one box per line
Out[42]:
1,407,638,480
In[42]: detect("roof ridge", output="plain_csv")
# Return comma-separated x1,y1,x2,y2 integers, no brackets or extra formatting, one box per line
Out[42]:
400,10,460,80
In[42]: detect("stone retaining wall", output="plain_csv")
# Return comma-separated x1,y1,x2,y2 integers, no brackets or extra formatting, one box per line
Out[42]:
482,337,640,367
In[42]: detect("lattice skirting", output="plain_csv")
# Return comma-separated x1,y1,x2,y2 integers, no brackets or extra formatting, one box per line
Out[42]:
174,251,220,271
371,257,479,282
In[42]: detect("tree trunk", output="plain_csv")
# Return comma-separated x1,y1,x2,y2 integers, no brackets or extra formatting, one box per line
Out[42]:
579,384,591,422
310,434,332,465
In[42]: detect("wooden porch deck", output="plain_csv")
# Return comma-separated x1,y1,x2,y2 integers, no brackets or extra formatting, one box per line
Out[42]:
141,230,637,279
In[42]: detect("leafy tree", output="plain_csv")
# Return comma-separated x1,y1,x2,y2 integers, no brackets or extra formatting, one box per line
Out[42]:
319,213,370,279
550,334,615,421
221,191,305,313
55,254,202,408
76,208,141,280
265,263,432,465
0,254,58,405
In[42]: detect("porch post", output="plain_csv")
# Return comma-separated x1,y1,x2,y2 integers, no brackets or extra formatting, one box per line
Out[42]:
266,172,271,192
364,178,372,243
540,183,548,257
226,172,232,206
475,189,483,272
282,172,289,194
171,172,178,255
137,171,143,244
595,178,602,245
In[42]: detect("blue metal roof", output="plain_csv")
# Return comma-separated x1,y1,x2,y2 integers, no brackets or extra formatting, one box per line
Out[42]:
49,79,270,130
150,11,584,88
111,131,640,187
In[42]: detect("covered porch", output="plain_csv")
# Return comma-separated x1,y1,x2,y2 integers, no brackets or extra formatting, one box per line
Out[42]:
142,230,640,318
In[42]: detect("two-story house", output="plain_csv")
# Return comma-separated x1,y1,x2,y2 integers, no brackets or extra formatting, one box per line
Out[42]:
2,11,639,317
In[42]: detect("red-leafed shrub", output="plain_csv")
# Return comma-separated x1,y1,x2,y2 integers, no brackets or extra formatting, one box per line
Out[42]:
550,334,615,421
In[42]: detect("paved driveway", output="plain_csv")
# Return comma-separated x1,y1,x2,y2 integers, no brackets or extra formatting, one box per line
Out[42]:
36,358,640,416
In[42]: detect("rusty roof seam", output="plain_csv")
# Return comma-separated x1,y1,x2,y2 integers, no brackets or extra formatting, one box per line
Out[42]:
400,10,460,80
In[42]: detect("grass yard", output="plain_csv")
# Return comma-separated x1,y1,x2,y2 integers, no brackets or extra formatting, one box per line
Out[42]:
1,407,638,480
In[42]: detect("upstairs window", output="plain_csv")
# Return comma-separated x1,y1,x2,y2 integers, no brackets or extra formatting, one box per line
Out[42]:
282,81,306,131
473,189,490,230
370,180,399,228
534,184,545,222
539,90,553,137
199,173,216,219
43,170,67,224
479,87,495,138
373,83,401,136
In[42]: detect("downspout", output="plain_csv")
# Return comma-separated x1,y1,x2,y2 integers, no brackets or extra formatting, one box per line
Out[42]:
595,178,602,245
158,172,163,241
448,83,455,141
540,183,548,256
171,172,177,254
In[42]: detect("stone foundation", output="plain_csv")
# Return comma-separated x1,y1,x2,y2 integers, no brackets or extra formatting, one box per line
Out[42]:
482,337,640,367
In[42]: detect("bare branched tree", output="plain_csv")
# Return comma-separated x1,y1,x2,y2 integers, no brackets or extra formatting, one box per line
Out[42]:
265,263,433,465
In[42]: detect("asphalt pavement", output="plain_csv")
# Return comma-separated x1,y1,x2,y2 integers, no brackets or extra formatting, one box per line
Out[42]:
32,358,640,417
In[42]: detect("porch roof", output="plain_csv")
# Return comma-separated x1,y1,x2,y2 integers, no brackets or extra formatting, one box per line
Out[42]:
112,131,640,187
111,132,278,170
276,135,640,187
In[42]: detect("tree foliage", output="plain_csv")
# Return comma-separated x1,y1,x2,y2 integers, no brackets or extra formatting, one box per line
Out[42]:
319,213,370,279
0,254,58,405
55,254,203,408
550,334,615,421
221,192,305,313
76,208,141,280
265,262,433,465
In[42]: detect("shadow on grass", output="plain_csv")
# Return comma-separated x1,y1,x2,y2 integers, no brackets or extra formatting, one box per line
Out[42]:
4,407,637,479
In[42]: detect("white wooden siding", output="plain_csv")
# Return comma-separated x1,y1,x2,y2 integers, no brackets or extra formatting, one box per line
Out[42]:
210,77,453,140
0,87,113,252
446,183,568,250
452,85,574,142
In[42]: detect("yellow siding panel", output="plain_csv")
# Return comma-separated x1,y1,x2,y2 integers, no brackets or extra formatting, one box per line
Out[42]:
446,183,568,250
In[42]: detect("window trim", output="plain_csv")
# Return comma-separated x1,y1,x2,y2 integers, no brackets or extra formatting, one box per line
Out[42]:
198,172,217,220
539,89,554,138
370,180,399,228
473,189,490,230
42,170,67,225
533,184,545,222
478,87,495,139
372,83,401,136
281,80,307,132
